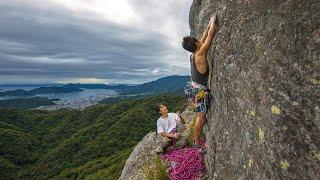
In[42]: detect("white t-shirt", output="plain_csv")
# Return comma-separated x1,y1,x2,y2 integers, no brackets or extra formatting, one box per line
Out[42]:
157,113,180,134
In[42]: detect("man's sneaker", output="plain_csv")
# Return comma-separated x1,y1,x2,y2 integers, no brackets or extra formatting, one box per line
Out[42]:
155,146,163,154
193,143,207,154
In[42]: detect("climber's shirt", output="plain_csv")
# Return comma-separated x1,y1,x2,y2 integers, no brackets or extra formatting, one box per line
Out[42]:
157,113,180,134
189,53,210,113
190,54,209,86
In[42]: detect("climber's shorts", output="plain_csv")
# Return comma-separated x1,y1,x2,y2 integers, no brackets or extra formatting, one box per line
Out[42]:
193,87,208,113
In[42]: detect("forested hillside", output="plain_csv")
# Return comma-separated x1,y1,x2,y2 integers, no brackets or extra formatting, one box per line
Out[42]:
0,94,185,179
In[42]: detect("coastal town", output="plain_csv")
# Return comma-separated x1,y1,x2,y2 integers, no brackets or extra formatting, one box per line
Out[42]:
37,93,116,110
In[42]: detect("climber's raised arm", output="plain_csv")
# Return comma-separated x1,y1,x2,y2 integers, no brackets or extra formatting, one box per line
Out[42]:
198,15,217,55
200,20,212,44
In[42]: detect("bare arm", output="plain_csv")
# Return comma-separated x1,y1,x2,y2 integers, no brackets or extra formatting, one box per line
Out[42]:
198,15,217,55
161,132,179,139
200,21,212,44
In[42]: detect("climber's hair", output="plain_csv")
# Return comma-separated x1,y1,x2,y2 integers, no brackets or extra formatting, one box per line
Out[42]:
182,36,198,53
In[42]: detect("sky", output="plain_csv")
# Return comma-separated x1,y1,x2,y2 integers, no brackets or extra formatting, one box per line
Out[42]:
0,0,193,84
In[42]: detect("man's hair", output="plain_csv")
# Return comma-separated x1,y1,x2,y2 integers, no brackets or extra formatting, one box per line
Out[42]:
182,36,198,53
154,103,162,114
154,103,168,114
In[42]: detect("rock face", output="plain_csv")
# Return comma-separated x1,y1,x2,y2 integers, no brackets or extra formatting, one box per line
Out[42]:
189,0,319,179
119,132,162,180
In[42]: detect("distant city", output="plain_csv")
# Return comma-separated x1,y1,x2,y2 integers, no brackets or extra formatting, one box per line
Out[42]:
37,93,117,110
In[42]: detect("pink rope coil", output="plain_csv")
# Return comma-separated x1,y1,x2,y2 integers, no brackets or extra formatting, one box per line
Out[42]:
161,140,206,180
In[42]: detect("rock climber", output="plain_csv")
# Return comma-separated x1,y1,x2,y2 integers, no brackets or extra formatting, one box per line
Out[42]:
154,103,185,153
182,14,218,153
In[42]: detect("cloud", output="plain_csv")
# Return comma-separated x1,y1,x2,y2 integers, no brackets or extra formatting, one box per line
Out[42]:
0,0,192,84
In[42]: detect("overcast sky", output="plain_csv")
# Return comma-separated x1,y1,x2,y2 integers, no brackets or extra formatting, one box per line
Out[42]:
0,0,193,84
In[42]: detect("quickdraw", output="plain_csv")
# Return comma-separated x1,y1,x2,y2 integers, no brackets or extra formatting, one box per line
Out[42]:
196,89,206,99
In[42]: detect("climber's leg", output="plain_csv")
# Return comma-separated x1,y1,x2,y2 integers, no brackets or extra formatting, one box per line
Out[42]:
194,90,207,145
194,112,206,144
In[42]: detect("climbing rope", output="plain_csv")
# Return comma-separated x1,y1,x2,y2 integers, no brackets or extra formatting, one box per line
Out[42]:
161,140,206,180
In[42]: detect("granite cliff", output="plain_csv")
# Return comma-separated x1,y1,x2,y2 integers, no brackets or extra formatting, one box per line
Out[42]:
190,0,319,179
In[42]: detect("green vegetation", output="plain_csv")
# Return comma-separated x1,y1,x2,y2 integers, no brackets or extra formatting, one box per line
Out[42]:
144,155,169,180
99,94,148,104
188,117,196,146
0,94,185,179
0,97,58,109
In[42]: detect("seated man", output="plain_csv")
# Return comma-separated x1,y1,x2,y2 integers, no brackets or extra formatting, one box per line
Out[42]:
154,103,181,153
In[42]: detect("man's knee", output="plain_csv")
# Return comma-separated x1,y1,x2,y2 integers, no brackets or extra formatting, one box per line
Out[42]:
162,136,170,143
161,137,172,148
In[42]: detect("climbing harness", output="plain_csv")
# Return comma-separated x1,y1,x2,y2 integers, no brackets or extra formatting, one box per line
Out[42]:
184,80,210,113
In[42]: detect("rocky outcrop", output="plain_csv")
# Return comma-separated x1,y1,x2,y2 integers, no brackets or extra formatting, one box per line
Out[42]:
189,0,319,179
119,132,162,180
119,111,195,180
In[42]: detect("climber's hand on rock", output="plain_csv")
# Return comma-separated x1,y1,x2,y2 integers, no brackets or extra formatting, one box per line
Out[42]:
210,14,217,25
